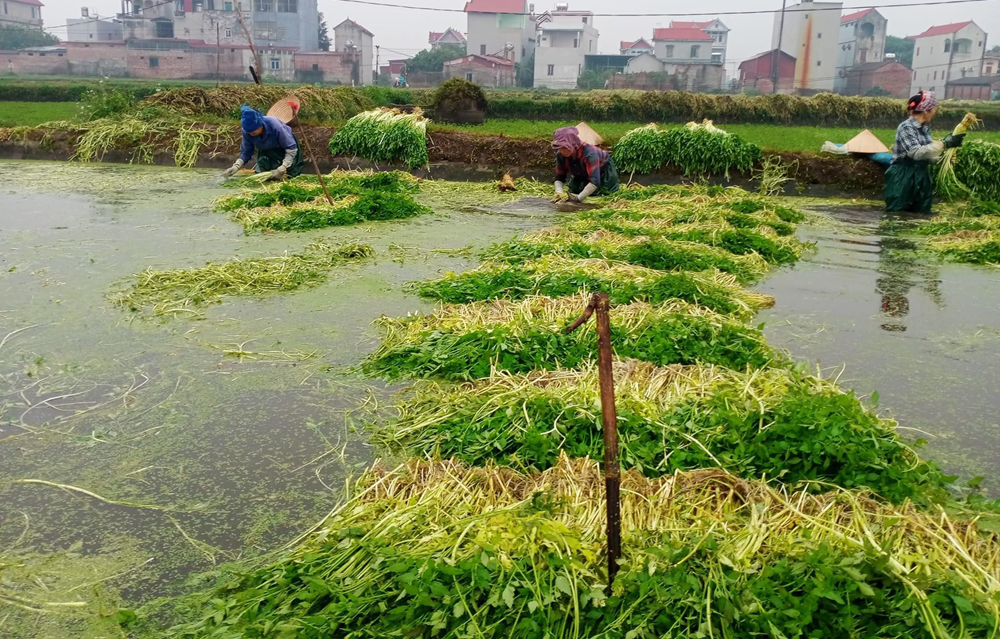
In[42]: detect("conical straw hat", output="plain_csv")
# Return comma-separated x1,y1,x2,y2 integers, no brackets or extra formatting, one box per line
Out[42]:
575,121,603,146
844,129,889,154
267,95,301,124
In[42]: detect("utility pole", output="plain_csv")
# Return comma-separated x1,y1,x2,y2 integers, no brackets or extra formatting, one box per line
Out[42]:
216,23,221,86
771,0,787,94
375,45,380,84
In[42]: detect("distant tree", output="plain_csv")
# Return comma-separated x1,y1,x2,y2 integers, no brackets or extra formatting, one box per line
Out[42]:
317,12,331,51
885,35,914,68
0,27,59,51
516,53,534,87
405,44,465,73
864,85,891,97
577,69,611,90
992,45,1000,53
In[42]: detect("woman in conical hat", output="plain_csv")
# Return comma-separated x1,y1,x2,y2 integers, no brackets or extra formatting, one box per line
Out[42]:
222,104,304,180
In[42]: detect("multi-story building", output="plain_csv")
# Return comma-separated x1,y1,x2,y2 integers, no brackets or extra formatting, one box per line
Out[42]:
669,19,729,64
771,0,843,92
250,0,318,52
67,8,124,42
908,20,987,95
835,8,887,92
651,27,714,65
533,3,596,88
429,27,466,49
1,0,43,29
464,0,535,64
619,38,652,56
333,18,373,84
983,50,1000,77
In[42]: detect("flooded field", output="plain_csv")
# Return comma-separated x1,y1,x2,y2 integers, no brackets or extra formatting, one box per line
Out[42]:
2,161,999,636
0,161,559,636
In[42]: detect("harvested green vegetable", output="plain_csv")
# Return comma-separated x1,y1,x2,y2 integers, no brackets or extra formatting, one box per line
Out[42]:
328,107,429,169
230,192,430,232
363,295,775,380
377,359,944,502
170,457,998,639
415,255,773,317
109,241,373,318
612,120,762,177
927,230,1000,265
953,140,1000,203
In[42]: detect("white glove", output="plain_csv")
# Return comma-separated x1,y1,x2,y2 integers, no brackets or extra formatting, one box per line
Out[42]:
910,140,944,162
269,165,287,181
222,158,244,178
280,147,297,170
552,180,566,203
572,182,598,203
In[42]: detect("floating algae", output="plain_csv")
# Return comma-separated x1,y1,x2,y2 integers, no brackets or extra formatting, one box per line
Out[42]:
414,254,774,317
108,240,374,319
166,456,1000,639
375,359,944,502
363,294,776,380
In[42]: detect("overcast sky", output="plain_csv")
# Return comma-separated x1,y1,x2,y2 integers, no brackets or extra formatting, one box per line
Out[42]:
44,0,1000,69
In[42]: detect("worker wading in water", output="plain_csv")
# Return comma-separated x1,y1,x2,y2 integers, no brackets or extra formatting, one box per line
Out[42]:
884,91,964,214
551,126,619,204
222,104,305,181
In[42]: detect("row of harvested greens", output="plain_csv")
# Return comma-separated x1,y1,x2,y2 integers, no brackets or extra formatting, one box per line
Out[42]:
149,181,1000,638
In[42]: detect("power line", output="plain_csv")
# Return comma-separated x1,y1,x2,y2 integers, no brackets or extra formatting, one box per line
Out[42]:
327,0,994,17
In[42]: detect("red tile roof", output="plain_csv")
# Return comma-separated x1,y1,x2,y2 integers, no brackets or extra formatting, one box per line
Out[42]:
670,20,712,29
429,32,443,41
910,21,973,39
430,28,466,44
652,28,713,42
621,38,651,51
841,8,873,23
463,0,524,14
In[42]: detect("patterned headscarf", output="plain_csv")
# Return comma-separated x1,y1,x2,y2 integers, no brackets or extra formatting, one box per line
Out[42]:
910,90,938,113
240,104,265,133
552,126,584,153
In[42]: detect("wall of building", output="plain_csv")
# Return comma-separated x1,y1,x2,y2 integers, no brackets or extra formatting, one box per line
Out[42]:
0,0,43,28
65,41,129,75
909,23,987,95
66,16,123,42
465,10,533,64
845,61,910,97
983,52,999,76
835,11,887,92
535,45,587,88
738,51,796,93
251,0,318,52
294,51,355,84
1,47,68,74
333,22,373,84
444,58,513,87
654,39,712,63
624,53,663,74
771,1,842,92
611,64,724,91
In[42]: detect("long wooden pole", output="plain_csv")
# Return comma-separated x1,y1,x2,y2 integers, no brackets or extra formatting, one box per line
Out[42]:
566,292,622,584
234,2,260,81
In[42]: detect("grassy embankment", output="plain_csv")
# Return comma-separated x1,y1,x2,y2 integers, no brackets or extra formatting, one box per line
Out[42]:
0,101,81,126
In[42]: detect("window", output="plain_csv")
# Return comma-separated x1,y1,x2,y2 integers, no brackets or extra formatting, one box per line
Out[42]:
154,20,174,37
913,70,917,79
310,63,318,70
547,64,554,75
690,45,699,58
933,70,937,79
254,0,269,10
916,47,920,55
149,56,159,67
276,0,296,12
254,22,284,40
944,39,951,53
194,1,203,11
89,33,93,39
466,72,473,81
573,38,578,48
816,60,821,66
582,16,586,23
817,32,822,39
2,3,6,15
270,57,280,69
930,47,933,54
225,28,231,37
664,44,674,58
30,6,35,17
224,1,232,8
711,52,722,64
480,44,486,55
588,40,591,52
175,0,183,11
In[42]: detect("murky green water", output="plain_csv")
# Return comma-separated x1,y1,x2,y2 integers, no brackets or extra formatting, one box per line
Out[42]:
0,161,560,637
758,203,1000,495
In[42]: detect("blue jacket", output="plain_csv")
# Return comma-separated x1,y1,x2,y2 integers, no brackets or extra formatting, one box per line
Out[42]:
238,116,297,163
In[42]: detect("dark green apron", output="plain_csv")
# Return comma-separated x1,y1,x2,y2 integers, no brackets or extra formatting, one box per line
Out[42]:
254,135,305,177
884,156,933,214
567,157,621,196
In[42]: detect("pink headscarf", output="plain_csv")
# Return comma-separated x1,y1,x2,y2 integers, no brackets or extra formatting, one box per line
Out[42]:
910,90,938,113
552,127,583,153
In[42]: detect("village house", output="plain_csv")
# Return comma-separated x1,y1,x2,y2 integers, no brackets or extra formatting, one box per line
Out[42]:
771,0,843,93
983,50,999,77
669,19,729,64
533,3,596,89
844,59,911,97
444,53,513,87
909,21,987,95
835,7,887,93
738,48,796,93
429,27,466,49
333,18,374,84
618,38,652,56
1,0,43,29
464,0,535,65
66,8,123,42
651,27,713,65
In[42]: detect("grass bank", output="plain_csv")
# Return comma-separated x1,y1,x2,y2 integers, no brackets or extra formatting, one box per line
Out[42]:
0,100,80,126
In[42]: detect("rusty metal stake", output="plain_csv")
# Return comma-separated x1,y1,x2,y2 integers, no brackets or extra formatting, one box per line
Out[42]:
566,291,621,584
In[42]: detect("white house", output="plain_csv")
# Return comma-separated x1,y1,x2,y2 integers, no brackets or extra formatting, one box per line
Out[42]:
625,51,663,73
533,4,597,89
1,0,43,28
429,27,466,49
619,37,652,56
669,19,729,64
652,27,714,65
772,0,843,92
836,8,887,93
67,8,123,42
464,0,535,65
333,19,374,85
908,20,987,95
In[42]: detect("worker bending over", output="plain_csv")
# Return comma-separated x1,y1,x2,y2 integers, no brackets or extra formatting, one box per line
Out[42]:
884,91,964,214
551,126,619,204
223,104,304,181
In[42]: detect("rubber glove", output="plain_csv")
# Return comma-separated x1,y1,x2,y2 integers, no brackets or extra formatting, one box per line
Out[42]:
551,180,566,203
569,182,598,203
943,134,965,149
222,158,244,179
269,165,288,181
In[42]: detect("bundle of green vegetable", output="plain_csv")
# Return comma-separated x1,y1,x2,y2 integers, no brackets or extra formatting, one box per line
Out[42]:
229,191,430,233
483,227,771,282
612,120,762,177
953,140,1000,203
415,254,773,316
216,170,418,210
935,112,983,201
377,359,944,501
169,457,998,639
363,295,775,380
109,241,373,319
327,107,429,169
71,113,223,167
